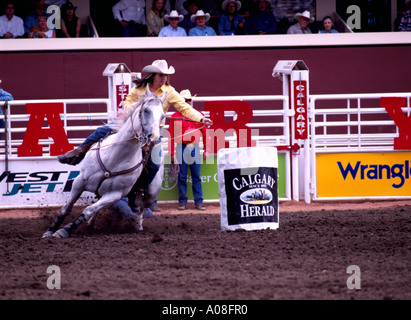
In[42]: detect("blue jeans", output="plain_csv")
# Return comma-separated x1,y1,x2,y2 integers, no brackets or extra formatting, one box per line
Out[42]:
112,197,153,218
81,125,161,187
121,21,146,37
176,143,203,206
81,125,112,146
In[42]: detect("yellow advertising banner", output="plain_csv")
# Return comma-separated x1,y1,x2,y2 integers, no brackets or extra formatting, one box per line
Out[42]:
316,152,411,197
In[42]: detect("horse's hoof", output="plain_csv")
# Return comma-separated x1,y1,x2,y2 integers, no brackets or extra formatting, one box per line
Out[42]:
52,228,70,238
135,223,144,231
42,231,53,238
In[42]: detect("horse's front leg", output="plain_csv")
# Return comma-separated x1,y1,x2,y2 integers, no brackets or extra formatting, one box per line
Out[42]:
42,177,85,238
52,192,123,238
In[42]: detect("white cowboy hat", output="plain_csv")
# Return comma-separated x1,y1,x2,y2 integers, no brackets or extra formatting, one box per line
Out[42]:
222,0,241,11
295,10,315,23
190,10,210,23
179,89,197,100
164,10,184,23
141,60,175,74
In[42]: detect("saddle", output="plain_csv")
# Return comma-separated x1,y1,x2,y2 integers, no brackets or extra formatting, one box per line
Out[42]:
126,143,155,211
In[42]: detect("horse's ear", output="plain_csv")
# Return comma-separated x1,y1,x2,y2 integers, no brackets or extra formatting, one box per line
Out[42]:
161,92,167,104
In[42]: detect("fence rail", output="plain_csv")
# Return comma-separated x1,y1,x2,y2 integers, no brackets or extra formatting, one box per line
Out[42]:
0,98,110,159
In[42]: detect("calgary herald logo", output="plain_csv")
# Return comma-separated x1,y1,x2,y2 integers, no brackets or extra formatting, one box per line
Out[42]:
240,188,273,205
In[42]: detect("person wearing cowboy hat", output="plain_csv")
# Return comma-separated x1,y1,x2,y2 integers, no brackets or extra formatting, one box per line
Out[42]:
158,10,187,37
180,0,200,34
188,9,217,36
57,60,213,214
244,0,278,35
168,89,211,211
60,1,81,38
287,10,314,34
58,59,212,166
218,0,245,35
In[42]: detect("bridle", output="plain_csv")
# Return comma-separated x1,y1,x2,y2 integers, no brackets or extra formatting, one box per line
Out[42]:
94,101,158,196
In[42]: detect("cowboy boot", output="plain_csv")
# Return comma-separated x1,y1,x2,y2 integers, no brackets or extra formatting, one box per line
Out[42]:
57,142,94,166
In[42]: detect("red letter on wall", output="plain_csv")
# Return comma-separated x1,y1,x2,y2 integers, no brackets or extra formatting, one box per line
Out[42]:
205,100,253,154
18,103,74,157
381,97,411,150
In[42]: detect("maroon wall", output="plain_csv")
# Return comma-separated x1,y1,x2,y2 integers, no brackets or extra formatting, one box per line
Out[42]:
1,45,410,101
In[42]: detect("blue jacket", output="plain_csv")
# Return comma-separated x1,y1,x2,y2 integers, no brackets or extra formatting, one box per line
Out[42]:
0,89,13,101
244,10,278,35
218,13,245,35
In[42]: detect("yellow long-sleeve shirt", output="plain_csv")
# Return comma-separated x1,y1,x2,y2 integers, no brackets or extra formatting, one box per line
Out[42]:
124,84,203,126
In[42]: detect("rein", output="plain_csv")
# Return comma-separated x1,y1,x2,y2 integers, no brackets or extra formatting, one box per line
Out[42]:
93,113,208,196
163,116,207,144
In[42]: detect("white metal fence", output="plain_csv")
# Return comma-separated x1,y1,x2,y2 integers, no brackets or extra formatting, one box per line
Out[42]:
0,95,294,208
2,92,409,207
0,98,110,160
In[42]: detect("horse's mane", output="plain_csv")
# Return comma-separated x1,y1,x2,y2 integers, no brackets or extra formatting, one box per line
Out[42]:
108,94,145,131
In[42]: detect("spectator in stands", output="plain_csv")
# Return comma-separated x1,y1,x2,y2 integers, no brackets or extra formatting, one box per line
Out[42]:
398,0,411,31
319,16,338,33
188,9,217,36
165,0,188,16
244,0,278,35
60,1,81,38
45,0,66,7
158,10,187,36
218,0,245,35
202,0,221,16
112,0,147,37
28,15,56,38
180,0,199,34
169,89,211,211
24,0,49,35
287,10,314,34
0,2,24,38
0,79,14,140
147,0,166,36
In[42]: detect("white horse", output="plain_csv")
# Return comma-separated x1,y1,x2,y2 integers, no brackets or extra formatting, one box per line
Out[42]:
43,87,165,238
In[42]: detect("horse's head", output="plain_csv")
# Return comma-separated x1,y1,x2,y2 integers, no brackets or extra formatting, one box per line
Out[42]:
134,86,165,144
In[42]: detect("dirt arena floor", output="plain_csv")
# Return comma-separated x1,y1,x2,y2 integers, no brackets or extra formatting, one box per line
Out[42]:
0,200,410,301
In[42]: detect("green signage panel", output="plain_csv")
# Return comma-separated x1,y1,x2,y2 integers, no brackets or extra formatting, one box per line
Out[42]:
158,153,286,201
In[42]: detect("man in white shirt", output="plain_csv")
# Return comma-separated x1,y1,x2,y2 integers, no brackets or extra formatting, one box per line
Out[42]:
0,2,24,38
112,0,147,37
287,10,314,34
158,10,187,37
